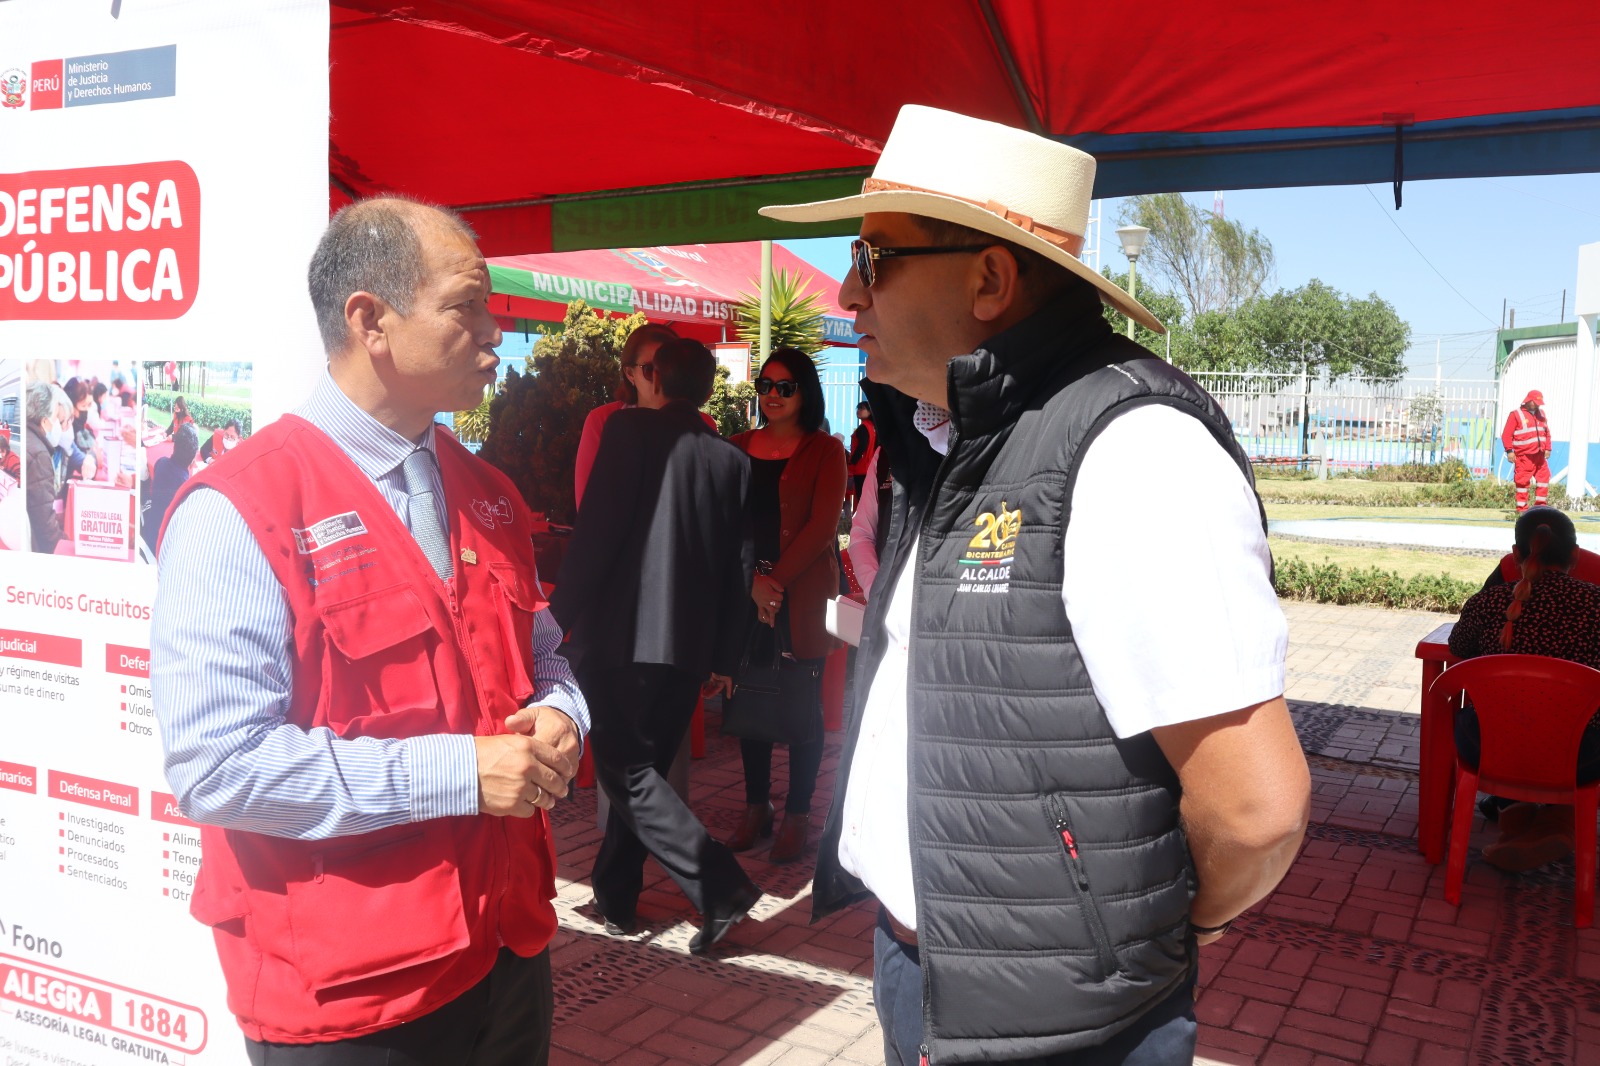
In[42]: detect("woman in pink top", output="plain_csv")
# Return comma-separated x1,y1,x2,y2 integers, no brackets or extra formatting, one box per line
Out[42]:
574,323,719,505
574,323,679,507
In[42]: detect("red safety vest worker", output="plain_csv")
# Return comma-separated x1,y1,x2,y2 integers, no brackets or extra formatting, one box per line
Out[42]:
1501,390,1552,513
160,416,558,1044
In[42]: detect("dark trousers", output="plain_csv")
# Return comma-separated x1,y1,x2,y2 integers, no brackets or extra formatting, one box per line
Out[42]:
873,914,1196,1066
585,661,750,921
1455,705,1600,783
741,734,824,815
244,948,551,1065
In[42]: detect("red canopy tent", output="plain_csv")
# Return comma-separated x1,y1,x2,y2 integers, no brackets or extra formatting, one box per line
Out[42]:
487,242,856,346
329,2,1600,255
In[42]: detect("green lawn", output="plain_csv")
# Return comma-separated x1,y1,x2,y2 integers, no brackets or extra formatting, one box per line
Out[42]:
197,382,252,402
1269,537,1492,585
1264,501,1514,528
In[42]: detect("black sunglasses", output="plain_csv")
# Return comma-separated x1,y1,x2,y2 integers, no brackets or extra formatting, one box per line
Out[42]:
755,377,799,399
632,360,656,381
851,237,993,288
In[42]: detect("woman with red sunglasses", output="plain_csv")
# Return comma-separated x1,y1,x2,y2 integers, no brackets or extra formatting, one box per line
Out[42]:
725,346,848,862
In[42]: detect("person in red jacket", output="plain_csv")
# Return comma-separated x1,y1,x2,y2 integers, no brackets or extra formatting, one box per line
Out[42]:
1502,389,1552,512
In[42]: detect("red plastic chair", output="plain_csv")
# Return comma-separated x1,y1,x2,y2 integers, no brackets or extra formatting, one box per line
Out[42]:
1430,654,1600,927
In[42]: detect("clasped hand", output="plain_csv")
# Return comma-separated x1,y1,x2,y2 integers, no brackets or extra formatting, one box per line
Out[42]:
752,574,784,628
473,705,581,817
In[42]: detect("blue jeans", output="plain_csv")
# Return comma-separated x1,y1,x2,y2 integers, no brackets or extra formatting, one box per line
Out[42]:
873,913,1196,1065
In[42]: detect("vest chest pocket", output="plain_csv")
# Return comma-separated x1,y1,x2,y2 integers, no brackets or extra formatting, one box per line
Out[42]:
488,563,543,704
317,585,446,736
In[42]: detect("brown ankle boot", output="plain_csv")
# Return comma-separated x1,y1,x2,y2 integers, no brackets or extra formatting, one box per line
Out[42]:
769,813,810,863
726,803,774,852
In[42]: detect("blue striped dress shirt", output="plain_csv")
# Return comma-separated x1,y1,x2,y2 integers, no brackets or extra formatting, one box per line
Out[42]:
151,371,589,840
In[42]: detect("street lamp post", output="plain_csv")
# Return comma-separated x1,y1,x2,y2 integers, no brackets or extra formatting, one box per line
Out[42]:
1114,225,1150,340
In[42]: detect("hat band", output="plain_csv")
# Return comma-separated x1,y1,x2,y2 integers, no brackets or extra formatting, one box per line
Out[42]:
862,178,1085,257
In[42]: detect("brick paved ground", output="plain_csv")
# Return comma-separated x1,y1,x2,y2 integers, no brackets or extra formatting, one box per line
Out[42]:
545,601,1600,1065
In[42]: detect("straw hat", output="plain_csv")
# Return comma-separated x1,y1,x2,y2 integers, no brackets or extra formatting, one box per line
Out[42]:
760,105,1162,333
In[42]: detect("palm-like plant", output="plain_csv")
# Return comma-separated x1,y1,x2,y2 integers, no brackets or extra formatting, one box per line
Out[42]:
733,268,828,372
453,388,494,444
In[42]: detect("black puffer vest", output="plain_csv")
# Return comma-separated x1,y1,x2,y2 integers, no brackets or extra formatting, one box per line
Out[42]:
816,285,1265,1062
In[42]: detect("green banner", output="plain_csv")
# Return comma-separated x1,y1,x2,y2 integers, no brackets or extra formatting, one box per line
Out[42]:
551,173,865,251
488,263,634,313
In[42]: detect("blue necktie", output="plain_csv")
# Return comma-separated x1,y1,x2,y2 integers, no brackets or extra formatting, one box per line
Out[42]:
401,449,453,581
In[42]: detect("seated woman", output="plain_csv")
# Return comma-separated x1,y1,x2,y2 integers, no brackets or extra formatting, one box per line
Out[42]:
165,395,195,439
1449,506,1600,871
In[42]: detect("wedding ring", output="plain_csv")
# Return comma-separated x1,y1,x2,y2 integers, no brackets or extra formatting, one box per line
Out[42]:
529,786,543,806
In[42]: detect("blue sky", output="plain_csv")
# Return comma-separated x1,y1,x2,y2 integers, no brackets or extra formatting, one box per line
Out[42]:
782,172,1600,383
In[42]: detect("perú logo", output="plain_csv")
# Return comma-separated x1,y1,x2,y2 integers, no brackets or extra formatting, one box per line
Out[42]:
0,69,25,110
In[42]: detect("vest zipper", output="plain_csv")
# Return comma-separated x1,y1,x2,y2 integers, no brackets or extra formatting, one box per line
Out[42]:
441,580,511,931
908,412,960,1065
1047,794,1120,977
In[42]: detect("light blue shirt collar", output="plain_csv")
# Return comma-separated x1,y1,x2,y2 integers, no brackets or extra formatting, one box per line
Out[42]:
294,370,437,481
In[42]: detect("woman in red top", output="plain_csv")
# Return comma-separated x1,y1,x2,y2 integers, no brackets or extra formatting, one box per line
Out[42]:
1449,506,1600,871
573,324,678,507
725,347,847,862
166,395,195,439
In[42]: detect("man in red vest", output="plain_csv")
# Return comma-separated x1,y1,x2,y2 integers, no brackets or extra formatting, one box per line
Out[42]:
152,197,588,1064
1502,389,1552,512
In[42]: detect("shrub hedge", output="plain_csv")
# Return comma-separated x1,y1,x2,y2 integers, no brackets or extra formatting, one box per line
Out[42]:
1273,556,1476,613
1339,458,1472,484
146,389,253,436
1256,477,1569,509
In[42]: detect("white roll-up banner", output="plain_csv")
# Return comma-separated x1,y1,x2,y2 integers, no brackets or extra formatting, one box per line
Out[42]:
0,2,329,1061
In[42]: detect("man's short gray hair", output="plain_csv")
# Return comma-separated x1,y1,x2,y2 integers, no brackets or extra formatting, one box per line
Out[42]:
26,381,69,425
306,196,476,356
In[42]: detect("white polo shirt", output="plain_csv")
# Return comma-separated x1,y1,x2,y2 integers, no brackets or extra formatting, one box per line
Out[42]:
837,403,1288,929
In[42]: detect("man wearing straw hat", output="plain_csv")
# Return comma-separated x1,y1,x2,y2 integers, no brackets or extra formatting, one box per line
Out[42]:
762,106,1310,1064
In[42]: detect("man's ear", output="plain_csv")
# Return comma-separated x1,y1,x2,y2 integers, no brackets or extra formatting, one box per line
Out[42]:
971,245,1024,324
344,291,391,361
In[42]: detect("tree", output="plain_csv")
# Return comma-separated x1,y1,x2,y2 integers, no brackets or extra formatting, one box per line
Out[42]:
705,363,757,437
733,268,828,373
1101,275,1410,382
1099,268,1189,359
1235,280,1410,381
1119,193,1274,318
477,300,646,524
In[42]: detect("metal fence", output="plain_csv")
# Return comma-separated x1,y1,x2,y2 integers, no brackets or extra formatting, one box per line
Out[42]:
819,355,866,439
1188,371,1502,475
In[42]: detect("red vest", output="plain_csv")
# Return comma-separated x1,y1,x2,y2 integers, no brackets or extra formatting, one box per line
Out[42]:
1498,546,1600,586
1502,408,1551,458
160,415,558,1044
848,420,877,477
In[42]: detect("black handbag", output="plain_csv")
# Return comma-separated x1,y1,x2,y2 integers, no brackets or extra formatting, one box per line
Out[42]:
722,615,822,746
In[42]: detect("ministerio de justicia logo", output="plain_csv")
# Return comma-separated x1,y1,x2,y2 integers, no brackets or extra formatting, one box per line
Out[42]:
1,68,26,109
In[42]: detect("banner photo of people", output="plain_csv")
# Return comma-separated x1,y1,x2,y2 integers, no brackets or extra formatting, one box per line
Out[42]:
0,2,327,1064
135,361,252,562
20,359,142,562
0,361,23,551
